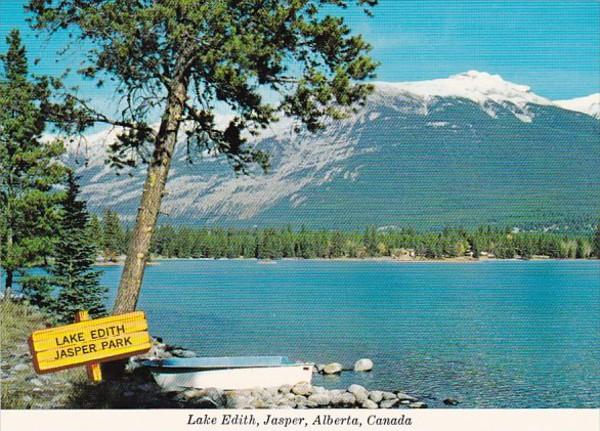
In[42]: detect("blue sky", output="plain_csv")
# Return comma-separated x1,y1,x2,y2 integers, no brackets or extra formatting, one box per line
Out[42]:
1,0,599,106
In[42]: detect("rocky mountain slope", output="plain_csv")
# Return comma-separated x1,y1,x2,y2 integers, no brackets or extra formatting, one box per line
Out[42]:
67,71,600,230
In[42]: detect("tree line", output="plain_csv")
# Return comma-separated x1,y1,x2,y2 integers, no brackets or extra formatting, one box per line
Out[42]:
92,215,600,261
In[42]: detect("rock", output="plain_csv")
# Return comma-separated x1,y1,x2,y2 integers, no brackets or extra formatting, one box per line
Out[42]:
348,384,369,403
278,384,292,394
308,392,332,406
294,395,308,404
443,398,460,406
396,392,418,402
369,390,384,403
362,399,379,409
408,401,428,409
295,396,318,408
382,391,397,400
291,382,313,396
380,399,399,409
28,378,43,387
353,358,374,372
252,399,269,409
322,362,343,375
276,399,296,408
177,388,225,408
13,363,29,372
340,392,357,406
265,387,279,397
171,349,197,358
330,391,356,407
226,393,254,409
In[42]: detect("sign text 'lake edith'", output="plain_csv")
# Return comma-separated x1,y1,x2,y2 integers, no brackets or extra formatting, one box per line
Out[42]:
100,259,599,408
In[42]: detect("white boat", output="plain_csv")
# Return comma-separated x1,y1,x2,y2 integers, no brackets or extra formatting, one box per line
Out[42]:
141,356,313,391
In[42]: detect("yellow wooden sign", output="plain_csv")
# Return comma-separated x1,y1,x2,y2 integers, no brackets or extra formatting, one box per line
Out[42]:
29,311,152,378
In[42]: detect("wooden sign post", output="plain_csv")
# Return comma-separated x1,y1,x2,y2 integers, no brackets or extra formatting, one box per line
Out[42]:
74,310,103,382
28,311,152,381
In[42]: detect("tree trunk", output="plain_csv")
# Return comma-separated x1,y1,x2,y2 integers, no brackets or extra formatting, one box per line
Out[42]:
112,79,188,314
3,269,13,302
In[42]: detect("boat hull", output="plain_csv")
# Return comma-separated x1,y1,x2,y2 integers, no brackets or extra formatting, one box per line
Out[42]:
149,364,313,391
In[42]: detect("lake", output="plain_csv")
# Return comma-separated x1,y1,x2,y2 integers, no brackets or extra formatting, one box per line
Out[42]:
94,259,600,408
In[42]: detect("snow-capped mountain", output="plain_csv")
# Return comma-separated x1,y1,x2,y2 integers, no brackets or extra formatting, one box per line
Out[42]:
68,71,600,229
555,93,600,119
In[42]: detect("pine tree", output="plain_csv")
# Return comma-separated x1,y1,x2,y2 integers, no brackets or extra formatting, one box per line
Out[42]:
102,209,124,262
87,214,103,253
53,173,107,322
593,222,600,258
0,29,69,300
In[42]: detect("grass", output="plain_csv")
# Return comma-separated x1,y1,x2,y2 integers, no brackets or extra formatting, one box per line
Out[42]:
1,300,173,409
0,300,86,409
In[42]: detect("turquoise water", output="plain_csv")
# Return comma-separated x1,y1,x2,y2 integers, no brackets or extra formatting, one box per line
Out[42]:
95,259,600,408
7,260,598,407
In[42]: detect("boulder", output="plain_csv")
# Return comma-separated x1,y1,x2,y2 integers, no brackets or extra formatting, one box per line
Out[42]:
13,363,29,372
294,395,308,405
341,392,357,407
291,382,313,396
369,390,384,403
382,391,397,400
226,393,254,409
174,388,225,408
362,399,379,409
171,348,197,358
278,384,292,394
443,398,460,406
322,362,343,375
308,392,332,406
331,391,356,407
408,401,428,409
28,378,43,387
252,399,269,409
396,392,418,402
348,384,369,403
380,399,399,409
296,397,318,408
353,358,374,372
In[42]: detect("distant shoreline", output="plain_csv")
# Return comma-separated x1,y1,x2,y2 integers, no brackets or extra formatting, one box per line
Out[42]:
95,256,598,266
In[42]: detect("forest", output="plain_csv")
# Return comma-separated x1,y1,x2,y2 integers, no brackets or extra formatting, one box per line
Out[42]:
94,210,600,261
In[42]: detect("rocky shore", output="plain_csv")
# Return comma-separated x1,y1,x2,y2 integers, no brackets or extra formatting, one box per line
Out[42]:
1,329,457,409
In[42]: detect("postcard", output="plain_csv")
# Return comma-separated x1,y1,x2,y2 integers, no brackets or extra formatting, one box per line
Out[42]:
1,1,598,430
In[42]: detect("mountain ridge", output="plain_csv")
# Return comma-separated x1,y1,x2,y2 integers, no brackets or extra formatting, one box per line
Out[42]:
66,71,600,230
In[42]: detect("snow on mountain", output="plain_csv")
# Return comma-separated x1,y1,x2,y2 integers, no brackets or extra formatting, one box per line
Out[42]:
372,70,553,122
67,71,600,228
554,93,600,119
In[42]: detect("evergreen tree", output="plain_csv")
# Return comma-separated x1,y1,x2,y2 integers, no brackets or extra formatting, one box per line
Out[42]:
363,226,378,256
20,275,55,310
0,30,69,300
53,173,107,322
593,223,600,258
102,209,124,262
87,214,103,252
